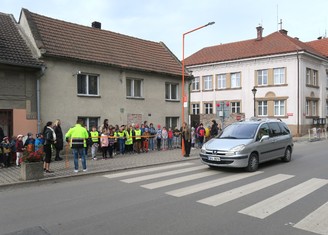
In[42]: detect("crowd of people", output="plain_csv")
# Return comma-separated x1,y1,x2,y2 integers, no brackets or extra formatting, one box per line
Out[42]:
0,119,221,173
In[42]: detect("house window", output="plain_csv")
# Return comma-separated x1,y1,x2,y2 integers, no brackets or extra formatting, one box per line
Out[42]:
203,75,213,90
258,101,268,116
192,77,200,91
216,74,226,89
257,70,268,86
204,103,213,114
166,117,179,129
192,104,200,115
274,68,285,85
231,102,240,113
306,100,318,116
127,78,143,98
77,74,99,95
165,83,179,100
274,100,285,116
231,72,241,88
78,116,99,131
306,68,319,86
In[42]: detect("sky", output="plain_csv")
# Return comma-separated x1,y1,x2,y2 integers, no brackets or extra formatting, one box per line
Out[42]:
2,0,328,59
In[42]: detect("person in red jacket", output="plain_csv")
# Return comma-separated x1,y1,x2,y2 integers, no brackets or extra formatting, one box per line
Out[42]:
15,135,25,167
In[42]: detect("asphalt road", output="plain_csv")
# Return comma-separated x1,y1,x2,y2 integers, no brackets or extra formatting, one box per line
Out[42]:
0,140,327,235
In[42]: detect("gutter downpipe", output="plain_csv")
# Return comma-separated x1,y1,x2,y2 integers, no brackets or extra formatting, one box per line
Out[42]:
297,50,300,136
37,65,46,133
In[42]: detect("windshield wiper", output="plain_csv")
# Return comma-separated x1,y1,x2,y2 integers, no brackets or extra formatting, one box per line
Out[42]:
220,136,237,139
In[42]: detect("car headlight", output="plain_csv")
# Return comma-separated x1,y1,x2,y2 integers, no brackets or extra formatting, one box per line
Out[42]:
200,145,206,154
229,144,246,152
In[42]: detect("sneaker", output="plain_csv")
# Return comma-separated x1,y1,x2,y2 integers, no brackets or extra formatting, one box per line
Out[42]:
83,169,87,172
74,169,79,173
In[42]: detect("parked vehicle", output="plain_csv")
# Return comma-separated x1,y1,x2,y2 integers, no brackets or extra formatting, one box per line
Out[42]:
199,119,293,172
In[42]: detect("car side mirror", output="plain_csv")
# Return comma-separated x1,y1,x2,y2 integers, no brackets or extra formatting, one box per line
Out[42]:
260,135,269,142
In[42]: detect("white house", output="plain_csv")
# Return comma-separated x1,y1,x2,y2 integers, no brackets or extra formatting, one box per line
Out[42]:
185,26,328,136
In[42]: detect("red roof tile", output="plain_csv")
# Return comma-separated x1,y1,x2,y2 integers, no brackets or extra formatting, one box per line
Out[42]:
22,9,182,77
306,38,328,57
185,30,326,66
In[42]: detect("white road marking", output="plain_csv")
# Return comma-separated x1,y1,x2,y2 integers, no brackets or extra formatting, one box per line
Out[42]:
121,165,207,183
166,171,263,197
239,178,328,219
294,201,328,235
103,162,194,179
198,174,294,206
141,171,221,189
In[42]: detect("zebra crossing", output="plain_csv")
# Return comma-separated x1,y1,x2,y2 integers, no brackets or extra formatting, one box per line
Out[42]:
103,162,328,235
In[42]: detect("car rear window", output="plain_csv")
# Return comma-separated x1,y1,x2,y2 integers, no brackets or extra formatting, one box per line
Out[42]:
219,123,259,139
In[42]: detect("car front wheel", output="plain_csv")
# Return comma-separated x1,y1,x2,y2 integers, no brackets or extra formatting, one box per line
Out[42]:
246,152,259,172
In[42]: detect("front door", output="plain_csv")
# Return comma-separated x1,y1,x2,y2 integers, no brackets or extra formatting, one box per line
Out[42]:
0,109,13,138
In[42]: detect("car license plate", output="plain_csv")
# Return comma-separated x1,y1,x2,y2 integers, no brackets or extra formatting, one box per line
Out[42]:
208,156,221,161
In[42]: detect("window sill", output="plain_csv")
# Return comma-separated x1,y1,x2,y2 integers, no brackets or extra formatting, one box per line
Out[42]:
165,99,180,102
77,94,101,98
126,97,145,100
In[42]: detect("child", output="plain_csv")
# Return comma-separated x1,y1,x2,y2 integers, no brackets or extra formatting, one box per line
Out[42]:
156,124,162,151
90,126,100,160
108,128,115,158
34,133,44,152
161,127,168,150
15,134,25,167
173,127,180,149
191,127,196,149
143,128,150,153
134,124,142,154
168,127,173,150
24,132,35,153
1,137,12,167
100,129,109,159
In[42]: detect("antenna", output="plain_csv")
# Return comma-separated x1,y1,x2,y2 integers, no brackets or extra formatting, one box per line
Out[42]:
278,19,283,30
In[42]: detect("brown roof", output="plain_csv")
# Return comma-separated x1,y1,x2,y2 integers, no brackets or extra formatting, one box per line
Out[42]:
306,37,328,57
0,12,42,68
22,9,182,77
185,30,326,66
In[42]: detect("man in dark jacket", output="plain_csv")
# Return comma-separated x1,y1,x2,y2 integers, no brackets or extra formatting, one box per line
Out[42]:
210,120,219,138
53,119,63,161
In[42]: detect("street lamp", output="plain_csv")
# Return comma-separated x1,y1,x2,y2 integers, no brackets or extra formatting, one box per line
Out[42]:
252,86,257,117
181,22,215,156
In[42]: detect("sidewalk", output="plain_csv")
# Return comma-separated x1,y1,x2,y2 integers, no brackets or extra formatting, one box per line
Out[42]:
0,148,199,188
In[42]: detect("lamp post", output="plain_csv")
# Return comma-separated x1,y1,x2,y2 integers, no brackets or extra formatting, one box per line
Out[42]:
181,22,215,156
252,86,257,117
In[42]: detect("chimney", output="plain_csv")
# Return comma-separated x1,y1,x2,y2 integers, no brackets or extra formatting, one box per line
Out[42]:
92,21,101,29
256,26,263,40
279,29,288,35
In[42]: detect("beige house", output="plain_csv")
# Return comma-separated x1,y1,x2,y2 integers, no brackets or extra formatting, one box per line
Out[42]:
0,12,44,137
185,26,328,136
17,8,188,133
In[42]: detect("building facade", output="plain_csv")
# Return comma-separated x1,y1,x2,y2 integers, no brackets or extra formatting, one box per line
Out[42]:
185,27,328,136
16,8,189,134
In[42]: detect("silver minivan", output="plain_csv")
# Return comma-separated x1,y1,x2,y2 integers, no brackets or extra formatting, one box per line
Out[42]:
199,119,293,171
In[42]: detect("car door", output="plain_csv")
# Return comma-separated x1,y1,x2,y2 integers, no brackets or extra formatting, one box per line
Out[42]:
255,123,274,162
267,122,285,159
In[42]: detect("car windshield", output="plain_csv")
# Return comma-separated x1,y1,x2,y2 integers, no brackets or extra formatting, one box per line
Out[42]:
218,123,259,139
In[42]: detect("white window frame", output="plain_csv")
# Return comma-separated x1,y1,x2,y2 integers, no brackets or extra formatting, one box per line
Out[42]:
274,100,285,116
127,78,143,98
231,102,240,113
204,103,213,114
77,74,99,96
274,68,285,85
203,75,213,90
78,116,100,131
216,74,226,89
192,103,200,115
231,72,241,88
192,77,200,91
306,100,310,116
165,83,179,101
258,101,268,116
257,70,268,86
312,100,317,116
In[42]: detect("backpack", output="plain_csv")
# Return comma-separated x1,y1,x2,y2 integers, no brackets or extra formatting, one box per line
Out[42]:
198,128,205,137
156,129,162,139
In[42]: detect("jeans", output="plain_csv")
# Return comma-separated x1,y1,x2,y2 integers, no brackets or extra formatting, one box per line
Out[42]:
149,138,155,151
118,138,125,154
72,148,86,170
